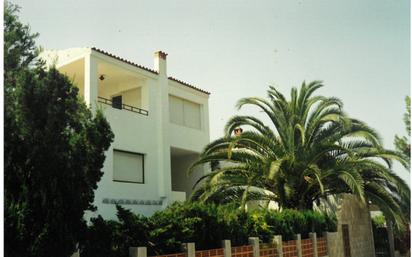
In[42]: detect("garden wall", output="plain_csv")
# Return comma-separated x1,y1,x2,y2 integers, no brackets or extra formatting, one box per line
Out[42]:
131,233,330,257
326,194,376,257
127,195,375,257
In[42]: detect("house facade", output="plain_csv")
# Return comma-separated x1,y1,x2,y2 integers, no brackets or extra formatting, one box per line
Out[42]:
40,48,210,219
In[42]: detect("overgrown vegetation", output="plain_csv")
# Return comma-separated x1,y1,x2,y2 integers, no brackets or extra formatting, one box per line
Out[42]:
80,202,337,257
190,82,410,232
4,2,114,257
394,96,411,168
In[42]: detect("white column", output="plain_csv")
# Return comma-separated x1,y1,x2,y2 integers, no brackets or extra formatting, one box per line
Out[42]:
84,54,98,112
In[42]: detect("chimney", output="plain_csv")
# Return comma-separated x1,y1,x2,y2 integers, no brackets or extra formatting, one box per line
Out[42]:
234,127,243,136
154,51,168,76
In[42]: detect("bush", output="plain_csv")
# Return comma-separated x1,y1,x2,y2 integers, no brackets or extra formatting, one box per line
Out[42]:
80,206,150,257
246,208,337,241
81,202,337,257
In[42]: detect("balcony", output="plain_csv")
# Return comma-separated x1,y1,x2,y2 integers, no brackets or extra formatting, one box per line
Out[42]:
98,96,149,116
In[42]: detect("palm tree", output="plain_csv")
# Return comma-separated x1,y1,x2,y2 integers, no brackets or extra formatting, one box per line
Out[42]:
190,81,410,230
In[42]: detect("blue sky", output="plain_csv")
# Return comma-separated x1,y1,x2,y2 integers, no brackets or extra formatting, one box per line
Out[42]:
13,0,410,183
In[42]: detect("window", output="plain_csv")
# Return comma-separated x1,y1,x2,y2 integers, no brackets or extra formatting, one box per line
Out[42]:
169,95,201,129
113,150,144,183
112,95,122,109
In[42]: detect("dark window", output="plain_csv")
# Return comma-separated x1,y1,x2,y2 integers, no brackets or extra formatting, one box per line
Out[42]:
342,224,351,257
112,95,122,109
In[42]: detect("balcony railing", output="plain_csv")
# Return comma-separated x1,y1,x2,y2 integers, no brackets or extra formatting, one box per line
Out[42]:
98,96,149,116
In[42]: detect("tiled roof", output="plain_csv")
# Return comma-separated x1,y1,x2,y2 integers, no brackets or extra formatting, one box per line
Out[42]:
91,47,210,95
168,77,210,95
91,47,158,74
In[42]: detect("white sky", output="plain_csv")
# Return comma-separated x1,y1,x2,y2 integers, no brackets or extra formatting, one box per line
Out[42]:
12,0,410,183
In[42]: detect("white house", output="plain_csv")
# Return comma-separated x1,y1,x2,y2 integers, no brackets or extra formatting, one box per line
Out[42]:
40,47,210,219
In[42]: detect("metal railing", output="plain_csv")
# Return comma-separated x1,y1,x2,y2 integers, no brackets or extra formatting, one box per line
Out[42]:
98,96,149,116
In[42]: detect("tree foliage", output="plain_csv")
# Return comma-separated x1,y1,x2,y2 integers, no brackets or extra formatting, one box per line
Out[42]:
4,1,39,81
394,96,411,168
190,81,410,231
4,2,114,257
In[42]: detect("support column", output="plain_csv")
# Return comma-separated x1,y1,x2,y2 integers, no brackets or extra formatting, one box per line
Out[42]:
309,232,318,257
222,240,232,257
295,234,302,257
84,54,98,113
273,235,283,257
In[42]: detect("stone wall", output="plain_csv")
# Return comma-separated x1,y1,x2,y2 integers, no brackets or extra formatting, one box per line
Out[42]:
327,194,376,257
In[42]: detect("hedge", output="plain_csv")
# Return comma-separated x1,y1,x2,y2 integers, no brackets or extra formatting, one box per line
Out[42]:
80,202,336,257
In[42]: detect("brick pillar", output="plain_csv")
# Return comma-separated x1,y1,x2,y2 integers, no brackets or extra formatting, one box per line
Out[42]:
129,247,146,257
273,235,283,257
222,240,232,257
309,233,318,257
295,234,302,257
249,237,260,257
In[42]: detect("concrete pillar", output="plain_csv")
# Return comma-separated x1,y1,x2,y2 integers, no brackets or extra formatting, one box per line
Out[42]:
183,242,195,257
84,54,98,112
249,237,260,257
295,234,302,257
222,240,232,257
309,232,318,257
129,247,146,257
273,235,283,257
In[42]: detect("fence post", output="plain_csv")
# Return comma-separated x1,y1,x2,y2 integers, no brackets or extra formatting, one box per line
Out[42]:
295,234,302,257
273,235,283,257
249,237,260,257
184,242,195,257
129,247,146,257
309,233,318,257
222,240,232,257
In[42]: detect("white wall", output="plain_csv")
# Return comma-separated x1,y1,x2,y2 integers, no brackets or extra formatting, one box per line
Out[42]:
93,98,164,218
44,48,210,219
171,153,204,199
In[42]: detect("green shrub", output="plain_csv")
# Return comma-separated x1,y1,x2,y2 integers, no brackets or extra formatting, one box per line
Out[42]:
81,202,337,256
372,214,386,228
80,206,151,257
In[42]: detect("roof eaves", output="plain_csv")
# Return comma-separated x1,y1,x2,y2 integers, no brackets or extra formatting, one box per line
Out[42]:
91,47,158,75
168,76,211,95
91,47,210,95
